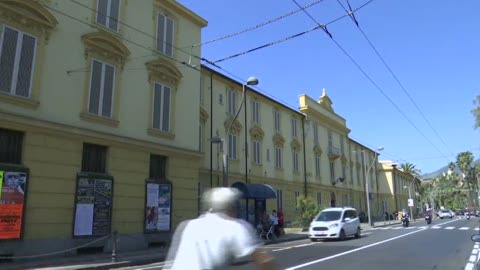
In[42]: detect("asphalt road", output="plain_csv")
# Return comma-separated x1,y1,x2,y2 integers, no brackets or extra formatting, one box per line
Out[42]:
117,217,480,270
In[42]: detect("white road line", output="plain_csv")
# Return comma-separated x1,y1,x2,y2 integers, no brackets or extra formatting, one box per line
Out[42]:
363,232,372,235
419,226,428,229
379,227,390,230
432,226,442,229
469,255,477,262
405,226,416,229
392,227,403,230
273,246,293,252
285,228,428,270
137,261,170,270
295,243,316,248
472,249,478,254
445,226,455,230
465,263,474,270
460,227,470,230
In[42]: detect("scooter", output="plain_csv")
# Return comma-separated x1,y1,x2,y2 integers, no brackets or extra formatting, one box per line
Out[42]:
402,216,409,227
467,212,471,220
425,214,432,224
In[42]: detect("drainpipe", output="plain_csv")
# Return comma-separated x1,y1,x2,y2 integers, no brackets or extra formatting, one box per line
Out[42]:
244,89,248,184
302,116,308,197
209,72,213,188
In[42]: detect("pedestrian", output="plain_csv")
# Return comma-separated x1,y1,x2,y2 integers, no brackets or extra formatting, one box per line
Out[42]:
269,210,279,236
164,187,278,270
277,209,284,236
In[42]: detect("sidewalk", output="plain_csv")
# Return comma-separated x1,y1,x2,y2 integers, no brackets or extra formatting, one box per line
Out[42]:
1,232,308,270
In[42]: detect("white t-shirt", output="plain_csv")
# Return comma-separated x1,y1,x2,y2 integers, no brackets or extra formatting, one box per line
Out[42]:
166,212,262,270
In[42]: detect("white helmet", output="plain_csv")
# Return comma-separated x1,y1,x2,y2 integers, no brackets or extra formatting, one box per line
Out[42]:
202,187,242,212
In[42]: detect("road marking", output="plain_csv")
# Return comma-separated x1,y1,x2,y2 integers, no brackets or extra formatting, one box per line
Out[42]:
136,261,171,270
363,232,372,235
379,227,390,230
273,246,293,252
295,243,316,248
469,255,476,262
432,226,441,229
445,226,455,230
405,226,416,229
419,226,428,229
286,218,461,270
472,249,478,254
460,227,470,230
392,227,403,230
465,263,474,270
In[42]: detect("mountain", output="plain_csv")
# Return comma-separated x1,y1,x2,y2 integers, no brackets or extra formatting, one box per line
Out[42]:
421,158,480,180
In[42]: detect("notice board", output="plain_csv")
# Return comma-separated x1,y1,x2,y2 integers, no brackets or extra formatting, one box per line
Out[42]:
73,173,113,237
145,180,172,233
0,166,29,240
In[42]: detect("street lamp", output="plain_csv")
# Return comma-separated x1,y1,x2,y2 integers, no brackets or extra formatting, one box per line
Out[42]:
212,77,259,187
354,147,384,226
404,182,414,221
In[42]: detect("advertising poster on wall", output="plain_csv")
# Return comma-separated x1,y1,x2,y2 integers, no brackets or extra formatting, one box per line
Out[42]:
0,169,28,240
145,181,172,233
73,174,113,237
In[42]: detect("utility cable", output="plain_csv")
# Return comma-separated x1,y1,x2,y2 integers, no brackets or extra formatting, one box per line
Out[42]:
336,0,454,158
212,0,374,64
193,0,326,47
289,0,450,161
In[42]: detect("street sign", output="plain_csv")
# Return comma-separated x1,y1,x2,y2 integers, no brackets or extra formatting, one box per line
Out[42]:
408,199,414,207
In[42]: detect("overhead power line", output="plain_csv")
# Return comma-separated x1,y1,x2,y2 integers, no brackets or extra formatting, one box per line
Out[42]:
288,0,450,161
212,0,374,64
335,0,454,158
193,0,326,47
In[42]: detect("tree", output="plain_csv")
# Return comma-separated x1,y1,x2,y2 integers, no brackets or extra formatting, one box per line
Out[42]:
448,162,456,172
472,95,480,129
400,162,422,196
456,151,475,208
297,196,322,229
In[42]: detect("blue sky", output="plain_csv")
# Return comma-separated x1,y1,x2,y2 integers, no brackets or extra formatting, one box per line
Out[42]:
178,0,480,174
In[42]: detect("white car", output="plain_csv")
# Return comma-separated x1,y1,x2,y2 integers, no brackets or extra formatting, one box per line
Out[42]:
438,209,453,219
309,207,361,241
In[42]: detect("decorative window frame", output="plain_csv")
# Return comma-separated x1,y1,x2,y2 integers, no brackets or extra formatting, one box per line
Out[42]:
90,0,126,34
153,2,179,59
146,57,183,139
0,0,58,109
80,31,130,127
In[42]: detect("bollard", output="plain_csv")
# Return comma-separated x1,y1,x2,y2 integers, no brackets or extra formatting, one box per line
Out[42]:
111,231,118,263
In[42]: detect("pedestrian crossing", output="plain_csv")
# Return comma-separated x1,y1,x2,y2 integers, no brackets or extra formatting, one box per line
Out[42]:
372,225,480,232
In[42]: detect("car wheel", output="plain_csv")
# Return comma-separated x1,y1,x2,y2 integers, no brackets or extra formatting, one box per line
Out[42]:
355,227,361,238
310,238,318,242
339,229,346,241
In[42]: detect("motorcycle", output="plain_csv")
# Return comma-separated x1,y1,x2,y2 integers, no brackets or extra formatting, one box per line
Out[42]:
467,212,471,220
425,214,432,224
402,216,409,227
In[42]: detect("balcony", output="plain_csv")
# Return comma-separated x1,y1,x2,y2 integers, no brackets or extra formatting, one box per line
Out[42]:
328,145,341,159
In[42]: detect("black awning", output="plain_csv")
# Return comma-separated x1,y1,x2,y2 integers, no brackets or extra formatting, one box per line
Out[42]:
231,182,277,199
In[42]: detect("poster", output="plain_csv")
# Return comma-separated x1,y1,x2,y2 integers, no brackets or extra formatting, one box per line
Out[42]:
145,182,171,232
73,176,113,237
0,170,28,240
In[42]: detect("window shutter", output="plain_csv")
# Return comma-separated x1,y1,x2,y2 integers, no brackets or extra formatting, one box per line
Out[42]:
165,17,174,57
96,0,108,27
157,14,165,52
162,86,171,132
88,60,103,114
0,27,18,94
153,83,162,130
108,0,120,31
15,34,36,97
102,64,115,117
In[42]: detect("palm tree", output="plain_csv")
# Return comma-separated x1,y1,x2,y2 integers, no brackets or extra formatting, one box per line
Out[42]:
401,162,422,191
457,151,475,208
448,162,456,172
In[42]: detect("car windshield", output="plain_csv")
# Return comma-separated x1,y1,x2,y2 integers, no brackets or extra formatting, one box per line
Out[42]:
316,211,342,222
441,210,450,213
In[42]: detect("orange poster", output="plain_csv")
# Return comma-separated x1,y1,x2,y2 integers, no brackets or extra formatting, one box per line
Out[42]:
0,204,23,239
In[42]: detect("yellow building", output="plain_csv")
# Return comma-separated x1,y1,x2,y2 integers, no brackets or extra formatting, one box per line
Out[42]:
0,0,207,255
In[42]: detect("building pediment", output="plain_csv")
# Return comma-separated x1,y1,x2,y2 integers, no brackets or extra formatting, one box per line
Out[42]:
199,107,209,123
146,57,183,86
224,117,242,135
249,126,265,141
82,31,130,67
273,133,285,147
0,0,58,40
313,145,322,156
291,138,302,152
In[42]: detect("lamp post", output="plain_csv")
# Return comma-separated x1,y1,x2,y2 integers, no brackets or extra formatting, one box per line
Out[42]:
212,77,259,187
354,147,383,226
404,183,414,221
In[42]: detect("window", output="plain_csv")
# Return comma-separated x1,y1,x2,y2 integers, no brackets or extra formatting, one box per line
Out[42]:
276,189,283,211
275,147,282,169
149,154,167,179
198,124,203,152
252,100,260,124
228,133,237,159
316,192,322,206
328,130,333,147
294,191,300,211
266,148,270,162
350,162,354,185
357,167,361,186
227,89,236,115
199,75,205,105
293,151,299,172
315,156,321,177
88,59,115,118
96,0,120,32
253,140,261,164
81,143,107,173
0,128,23,164
340,136,345,154
330,160,335,183
313,124,319,146
291,118,297,137
218,93,223,105
274,110,281,131
157,13,174,57
0,26,37,98
153,82,171,132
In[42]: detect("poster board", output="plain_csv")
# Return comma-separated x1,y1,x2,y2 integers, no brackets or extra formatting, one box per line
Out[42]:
0,165,29,240
144,180,172,233
73,173,113,237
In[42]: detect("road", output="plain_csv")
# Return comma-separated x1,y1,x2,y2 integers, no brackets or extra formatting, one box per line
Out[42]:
117,217,480,270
